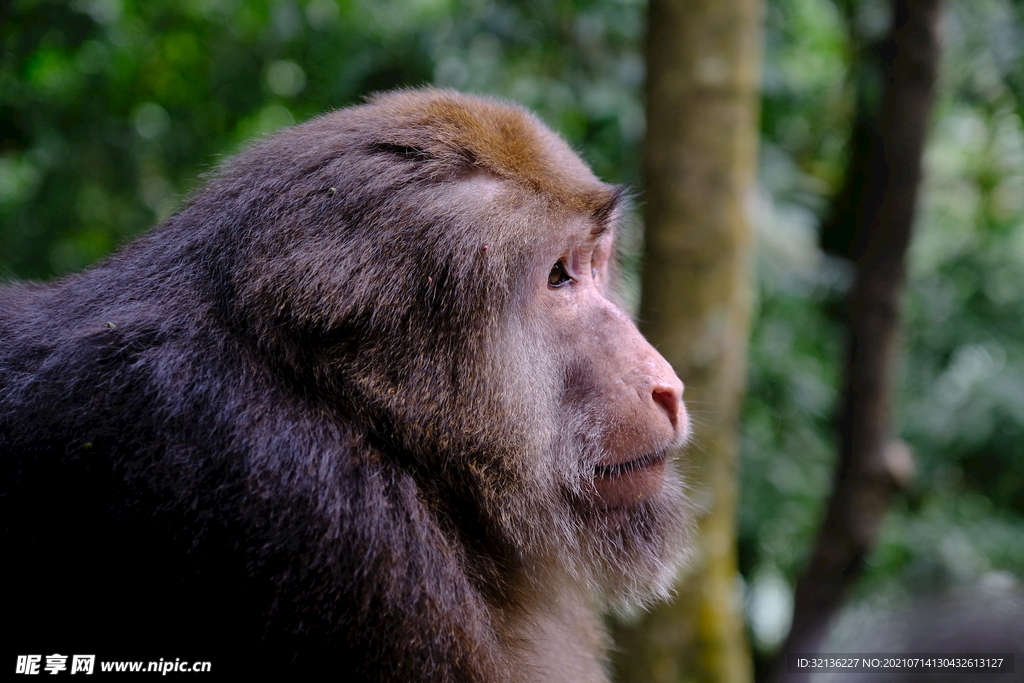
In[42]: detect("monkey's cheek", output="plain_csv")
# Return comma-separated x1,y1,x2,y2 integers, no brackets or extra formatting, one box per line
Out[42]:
592,455,668,510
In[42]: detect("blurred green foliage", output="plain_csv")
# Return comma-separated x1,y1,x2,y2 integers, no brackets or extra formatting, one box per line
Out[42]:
0,0,645,279
743,0,1024,655
2,0,1023,663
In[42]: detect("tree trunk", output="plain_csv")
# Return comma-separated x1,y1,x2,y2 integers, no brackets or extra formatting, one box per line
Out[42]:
767,1,942,681
611,1,764,681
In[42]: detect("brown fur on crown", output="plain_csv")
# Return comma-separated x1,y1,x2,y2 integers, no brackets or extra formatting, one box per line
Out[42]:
363,88,618,217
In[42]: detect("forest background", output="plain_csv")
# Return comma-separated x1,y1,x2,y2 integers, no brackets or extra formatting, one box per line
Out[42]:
2,0,1023,679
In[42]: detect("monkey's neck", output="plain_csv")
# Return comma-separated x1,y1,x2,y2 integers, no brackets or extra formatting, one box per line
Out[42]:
499,577,611,683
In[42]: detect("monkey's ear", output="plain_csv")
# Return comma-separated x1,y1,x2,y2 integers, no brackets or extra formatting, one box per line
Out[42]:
590,185,627,225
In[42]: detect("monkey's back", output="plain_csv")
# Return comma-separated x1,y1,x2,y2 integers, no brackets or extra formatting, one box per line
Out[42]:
0,274,504,679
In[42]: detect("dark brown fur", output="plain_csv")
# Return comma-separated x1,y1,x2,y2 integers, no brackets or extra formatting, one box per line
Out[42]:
0,89,688,680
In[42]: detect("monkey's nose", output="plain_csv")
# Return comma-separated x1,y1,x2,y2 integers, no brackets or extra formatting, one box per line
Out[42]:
652,382,683,432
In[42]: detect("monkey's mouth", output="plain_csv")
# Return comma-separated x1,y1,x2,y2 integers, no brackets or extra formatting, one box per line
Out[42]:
592,450,669,509
594,450,667,478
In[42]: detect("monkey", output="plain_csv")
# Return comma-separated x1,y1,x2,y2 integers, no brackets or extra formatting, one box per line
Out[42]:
0,88,689,681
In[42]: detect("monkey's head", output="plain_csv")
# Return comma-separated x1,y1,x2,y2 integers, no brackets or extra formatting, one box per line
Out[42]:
191,89,690,608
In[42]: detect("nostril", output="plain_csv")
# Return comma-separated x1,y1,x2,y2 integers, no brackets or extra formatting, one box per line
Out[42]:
652,386,680,430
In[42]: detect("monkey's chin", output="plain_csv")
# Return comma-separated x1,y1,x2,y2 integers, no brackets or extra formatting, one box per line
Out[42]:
592,450,668,510
571,461,691,609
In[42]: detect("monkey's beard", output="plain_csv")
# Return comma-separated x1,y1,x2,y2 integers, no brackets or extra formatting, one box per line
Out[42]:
547,436,693,610
477,421,692,612
572,468,692,609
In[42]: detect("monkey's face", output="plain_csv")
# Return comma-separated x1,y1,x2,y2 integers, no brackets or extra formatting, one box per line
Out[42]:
486,209,693,606
536,220,687,509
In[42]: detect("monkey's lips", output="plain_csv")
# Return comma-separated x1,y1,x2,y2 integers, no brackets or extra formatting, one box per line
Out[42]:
592,450,668,508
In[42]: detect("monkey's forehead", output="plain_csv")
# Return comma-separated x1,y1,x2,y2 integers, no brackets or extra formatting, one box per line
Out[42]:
346,88,620,218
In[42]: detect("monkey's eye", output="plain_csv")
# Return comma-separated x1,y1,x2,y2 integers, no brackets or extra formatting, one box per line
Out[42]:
548,261,573,288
